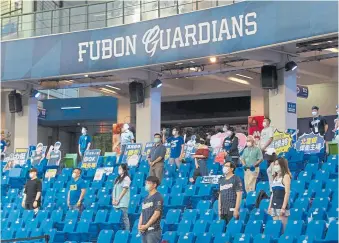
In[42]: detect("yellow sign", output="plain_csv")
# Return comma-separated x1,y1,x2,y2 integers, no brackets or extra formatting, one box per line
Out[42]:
272,130,292,154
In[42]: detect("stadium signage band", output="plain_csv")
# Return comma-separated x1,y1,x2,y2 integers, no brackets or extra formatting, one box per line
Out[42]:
1,1,337,81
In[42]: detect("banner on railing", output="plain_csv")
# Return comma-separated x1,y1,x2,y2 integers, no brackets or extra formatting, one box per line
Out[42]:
202,175,223,184
122,143,142,166
94,167,114,181
295,133,325,154
271,130,292,155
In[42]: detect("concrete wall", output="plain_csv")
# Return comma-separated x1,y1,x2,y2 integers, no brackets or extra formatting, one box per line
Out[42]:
297,83,338,118
117,97,131,123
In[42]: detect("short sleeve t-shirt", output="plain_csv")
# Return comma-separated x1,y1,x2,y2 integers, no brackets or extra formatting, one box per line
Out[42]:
69,178,86,205
0,140,7,152
219,175,242,214
241,146,263,166
113,176,131,208
167,136,184,159
309,116,327,135
141,192,164,231
121,131,135,145
48,150,61,166
78,135,91,152
149,144,167,164
24,178,42,204
260,126,274,149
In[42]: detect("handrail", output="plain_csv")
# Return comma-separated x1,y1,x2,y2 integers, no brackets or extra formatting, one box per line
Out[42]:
2,234,50,243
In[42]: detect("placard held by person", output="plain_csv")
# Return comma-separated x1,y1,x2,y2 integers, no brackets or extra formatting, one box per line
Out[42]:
81,149,101,169
121,143,142,166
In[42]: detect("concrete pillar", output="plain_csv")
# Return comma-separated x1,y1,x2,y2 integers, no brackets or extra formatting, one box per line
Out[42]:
14,96,38,149
251,87,269,117
269,57,298,132
136,84,161,146
1,91,16,153
22,0,35,38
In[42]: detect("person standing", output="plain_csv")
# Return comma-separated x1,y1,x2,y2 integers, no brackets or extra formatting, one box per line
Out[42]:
120,124,135,162
265,148,278,191
309,106,329,152
138,176,164,243
240,135,263,192
22,168,41,214
78,126,91,160
189,137,209,183
268,158,291,232
259,118,274,154
149,133,167,182
222,127,239,166
218,161,243,224
112,164,131,231
333,105,339,140
162,127,184,169
67,168,86,211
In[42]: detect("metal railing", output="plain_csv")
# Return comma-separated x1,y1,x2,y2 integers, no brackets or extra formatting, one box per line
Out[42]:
1,0,240,40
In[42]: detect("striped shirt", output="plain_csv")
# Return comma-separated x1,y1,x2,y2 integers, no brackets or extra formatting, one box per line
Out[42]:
219,175,242,214
141,192,163,231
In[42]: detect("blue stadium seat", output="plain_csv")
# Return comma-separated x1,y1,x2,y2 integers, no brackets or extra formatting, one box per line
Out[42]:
128,199,139,214
192,219,209,234
113,230,130,243
30,227,44,238
298,172,312,184
24,218,40,232
291,180,306,196
80,209,95,222
182,209,199,222
225,220,244,237
97,230,115,243
256,181,270,194
259,199,270,211
278,235,296,243
208,219,225,235
107,209,122,228
283,220,304,237
53,181,66,191
304,220,326,239
177,232,195,243
195,232,213,243
249,209,270,222
289,208,306,221
233,233,252,243
212,200,218,215
327,206,338,219
184,185,197,198
321,162,337,174
98,194,111,209
199,209,214,222
91,181,104,189
130,233,142,243
315,188,332,198
165,209,181,225
1,218,9,229
304,180,323,198
245,191,257,210
2,228,14,240
168,194,186,209
170,184,183,196
308,208,327,221
158,185,169,195
213,232,232,243
93,209,109,227
162,177,173,187
197,200,211,212
244,220,263,235
67,219,91,242
83,195,96,208
305,163,319,175
62,168,73,177
162,231,178,243
327,155,338,164
7,209,21,224
264,220,282,239
177,220,193,234
239,208,250,223
324,220,338,241
311,197,330,211
293,197,310,211
15,228,30,239
253,234,273,243
314,170,330,181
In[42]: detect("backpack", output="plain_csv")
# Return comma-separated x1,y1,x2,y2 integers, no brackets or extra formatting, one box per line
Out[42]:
255,190,269,208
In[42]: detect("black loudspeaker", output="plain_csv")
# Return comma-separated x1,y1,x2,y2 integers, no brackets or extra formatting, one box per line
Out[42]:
261,65,278,89
8,91,22,113
129,82,144,104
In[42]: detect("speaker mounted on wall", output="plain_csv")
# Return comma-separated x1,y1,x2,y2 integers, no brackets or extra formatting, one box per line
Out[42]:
129,82,144,104
261,65,278,89
8,90,23,113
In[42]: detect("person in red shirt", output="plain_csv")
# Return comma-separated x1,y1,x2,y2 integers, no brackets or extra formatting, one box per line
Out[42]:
189,137,210,183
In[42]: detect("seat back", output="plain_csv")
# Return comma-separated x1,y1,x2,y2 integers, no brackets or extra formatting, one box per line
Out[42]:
244,220,263,235
192,219,209,234
97,230,114,243
162,231,178,243
284,220,304,237
208,220,225,235
325,220,339,241
165,209,181,224
113,230,130,243
264,220,282,238
225,220,244,237
305,220,326,239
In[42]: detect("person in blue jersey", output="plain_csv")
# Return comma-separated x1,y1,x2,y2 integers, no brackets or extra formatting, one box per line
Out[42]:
268,158,291,232
67,168,86,212
222,127,239,165
1,133,7,154
138,176,164,243
162,127,184,169
78,126,91,160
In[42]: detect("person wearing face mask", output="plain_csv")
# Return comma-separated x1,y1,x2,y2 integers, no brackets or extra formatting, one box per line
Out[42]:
309,106,329,152
78,126,91,160
112,164,131,231
22,168,41,214
189,137,209,183
259,118,274,153
67,168,86,212
138,176,164,243
240,135,263,192
162,127,184,169
268,158,291,232
218,160,243,224
222,127,239,166
148,133,167,181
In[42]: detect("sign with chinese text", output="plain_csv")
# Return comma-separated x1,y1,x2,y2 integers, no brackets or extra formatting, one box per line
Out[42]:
142,142,155,160
38,108,46,119
295,133,325,154
122,143,142,166
183,144,196,159
81,149,101,169
286,129,298,144
272,130,292,155
31,143,47,166
202,175,223,184
45,169,57,179
297,85,309,99
287,102,297,114
14,148,29,166
164,143,171,163
94,167,114,181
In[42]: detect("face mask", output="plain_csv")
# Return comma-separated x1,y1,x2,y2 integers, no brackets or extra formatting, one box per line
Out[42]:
154,138,161,143
118,169,123,175
72,173,77,179
223,167,230,174
312,111,317,116
29,173,34,178
123,124,129,131
337,111,339,115
263,122,267,127
273,165,281,173
172,131,177,136
223,127,228,132
247,142,252,147
145,184,151,192
81,129,86,135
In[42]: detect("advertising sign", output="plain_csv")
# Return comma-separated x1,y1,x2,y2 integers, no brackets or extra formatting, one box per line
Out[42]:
248,116,265,145
202,175,223,184
31,143,47,165
94,167,114,181
81,149,101,169
45,169,57,179
271,130,293,155
38,108,46,119
122,143,142,166
287,102,297,114
14,148,29,166
297,85,309,99
143,142,155,160
295,133,325,154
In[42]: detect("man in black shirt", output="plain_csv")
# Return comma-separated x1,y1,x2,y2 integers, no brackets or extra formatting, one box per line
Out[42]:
22,168,42,213
309,106,329,152
138,176,163,243
218,160,243,224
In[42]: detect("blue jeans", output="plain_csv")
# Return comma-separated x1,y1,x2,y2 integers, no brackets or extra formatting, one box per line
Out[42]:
120,207,130,231
142,230,161,243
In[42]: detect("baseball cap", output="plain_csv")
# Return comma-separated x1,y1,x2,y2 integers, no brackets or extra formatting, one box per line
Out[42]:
265,148,276,156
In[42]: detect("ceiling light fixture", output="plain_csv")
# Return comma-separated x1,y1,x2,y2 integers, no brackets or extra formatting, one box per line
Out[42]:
285,61,298,71
190,61,195,64
100,88,117,94
151,79,162,88
235,74,253,79
325,48,339,53
175,62,183,66
84,74,89,77
105,85,121,90
30,89,41,98
209,56,217,63
228,77,250,85
61,106,81,110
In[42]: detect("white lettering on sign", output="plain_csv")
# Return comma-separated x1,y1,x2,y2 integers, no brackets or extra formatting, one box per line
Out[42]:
77,12,257,61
